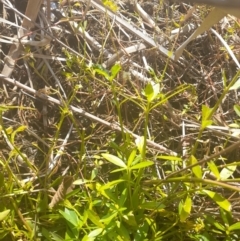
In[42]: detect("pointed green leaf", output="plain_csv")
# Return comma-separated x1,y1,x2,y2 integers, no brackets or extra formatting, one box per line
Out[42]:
202,190,231,212
100,211,118,224
230,78,240,90
189,155,202,178
82,235,95,241
93,65,110,80
228,123,240,128
207,161,220,180
123,211,138,227
220,165,236,180
59,208,79,227
130,161,154,170
135,136,144,155
127,149,137,167
87,210,104,228
101,179,125,189
229,222,240,231
0,210,10,221
179,195,192,222
118,188,127,207
139,202,165,210
110,63,121,80
117,223,130,240
142,82,160,103
73,179,92,185
102,154,126,168
110,167,127,173
201,105,213,128
233,105,240,117
202,105,213,121
88,228,103,238
205,214,225,231
219,208,230,227
157,155,182,162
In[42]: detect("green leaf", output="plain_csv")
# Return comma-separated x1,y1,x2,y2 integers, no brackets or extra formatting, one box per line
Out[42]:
110,63,121,80
111,167,127,173
41,227,52,240
229,222,240,231
205,214,225,232
219,208,230,227
11,125,27,143
202,190,231,212
189,155,202,178
179,195,192,222
202,105,212,121
117,223,131,240
93,65,110,80
219,165,236,180
91,168,98,180
230,77,240,90
123,211,138,227
127,149,137,167
233,105,240,117
157,155,182,162
87,210,104,228
88,228,103,238
65,222,79,240
51,232,65,241
100,211,118,224
59,208,79,227
101,179,125,189
130,161,154,170
135,136,144,155
201,105,213,129
82,235,95,241
73,179,92,185
0,210,10,221
142,82,160,103
118,188,127,207
133,219,149,240
102,154,126,168
139,202,165,210
207,161,220,180
228,123,240,128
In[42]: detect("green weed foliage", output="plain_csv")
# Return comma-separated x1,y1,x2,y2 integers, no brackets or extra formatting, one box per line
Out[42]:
1,1,240,240
1,64,240,240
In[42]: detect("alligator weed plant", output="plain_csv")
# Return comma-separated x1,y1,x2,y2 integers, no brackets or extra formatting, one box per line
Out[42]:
2,0,240,240
1,61,240,240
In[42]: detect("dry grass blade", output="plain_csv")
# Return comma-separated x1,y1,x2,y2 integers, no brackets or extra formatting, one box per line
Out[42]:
49,176,74,208
1,0,43,97
167,0,240,60
91,0,173,59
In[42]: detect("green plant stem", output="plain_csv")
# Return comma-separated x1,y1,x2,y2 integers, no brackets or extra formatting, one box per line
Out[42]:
10,197,32,233
135,104,150,188
144,177,240,192
167,138,240,178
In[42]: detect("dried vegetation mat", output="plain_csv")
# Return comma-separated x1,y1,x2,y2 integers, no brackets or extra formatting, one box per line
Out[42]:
1,0,240,240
